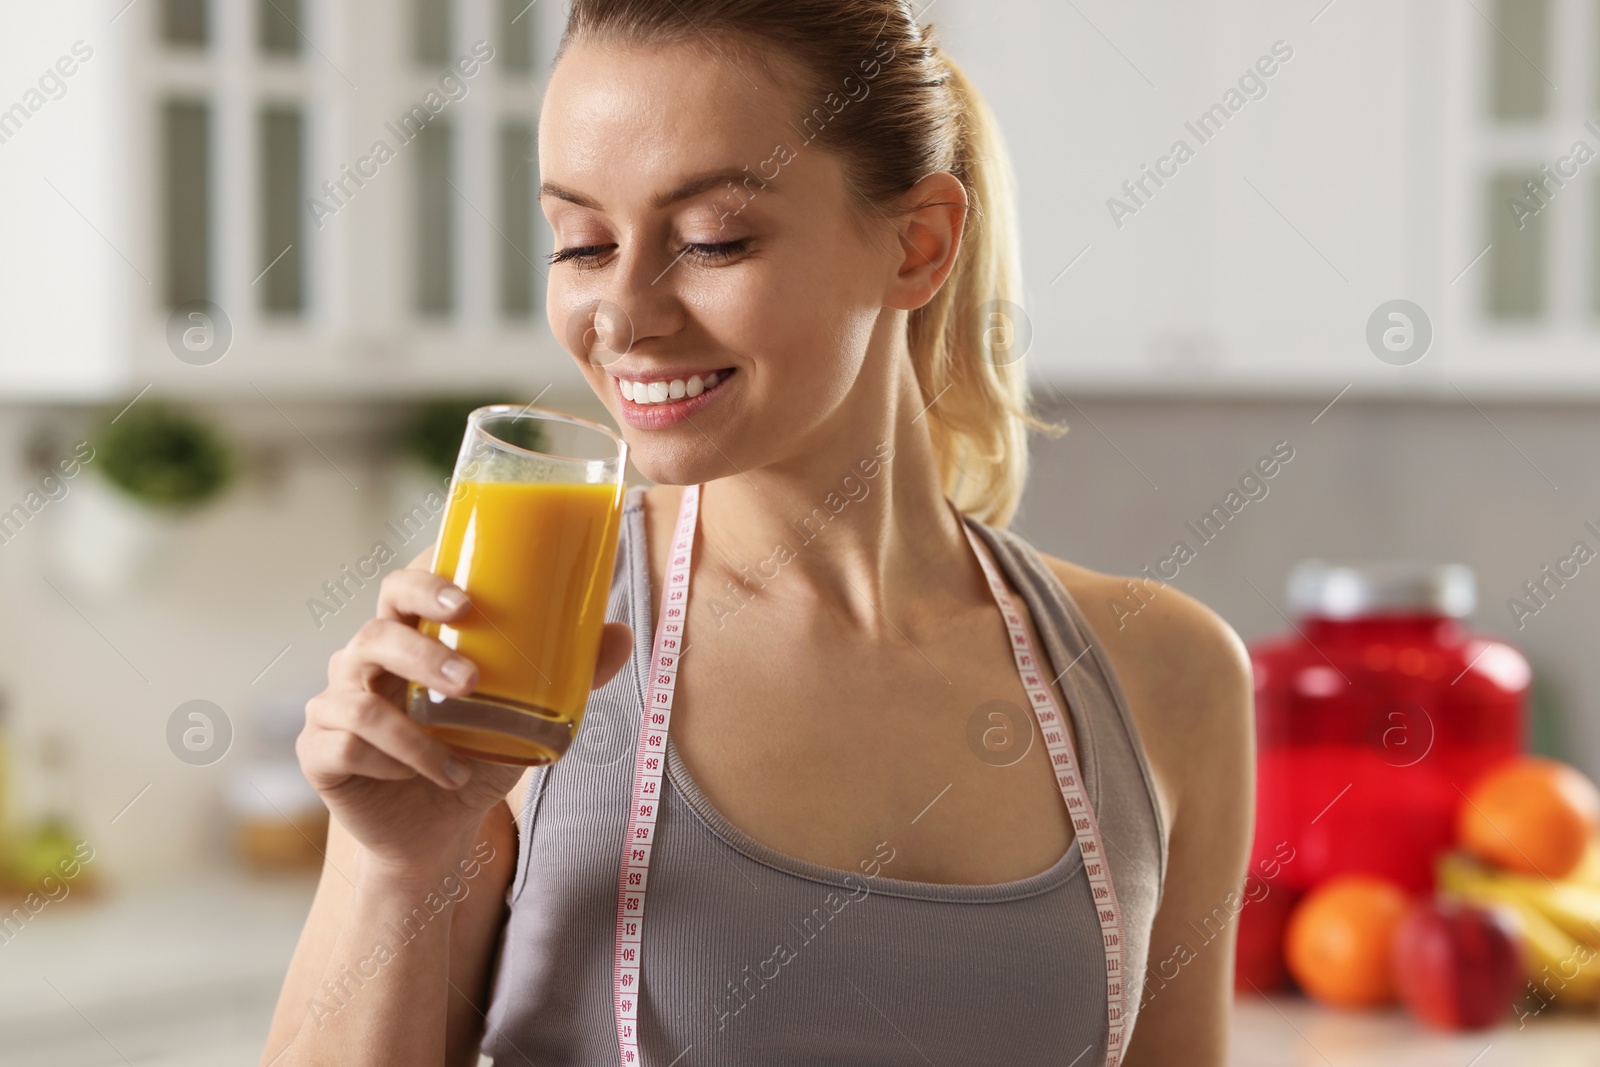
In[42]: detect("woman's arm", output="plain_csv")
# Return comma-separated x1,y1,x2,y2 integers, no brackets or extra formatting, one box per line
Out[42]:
259,553,633,1066
260,788,523,1067
1045,559,1257,1067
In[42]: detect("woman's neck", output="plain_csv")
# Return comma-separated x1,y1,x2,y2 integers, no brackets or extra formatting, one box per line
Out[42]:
688,358,984,637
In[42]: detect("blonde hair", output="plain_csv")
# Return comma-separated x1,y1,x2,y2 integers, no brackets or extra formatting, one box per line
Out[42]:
559,2,1064,526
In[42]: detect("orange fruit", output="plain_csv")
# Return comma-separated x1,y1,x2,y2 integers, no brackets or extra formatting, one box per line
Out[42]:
1285,875,1409,1008
1457,757,1600,880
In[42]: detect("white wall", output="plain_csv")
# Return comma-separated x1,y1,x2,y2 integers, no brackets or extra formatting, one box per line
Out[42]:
0,387,599,884
1015,394,1600,778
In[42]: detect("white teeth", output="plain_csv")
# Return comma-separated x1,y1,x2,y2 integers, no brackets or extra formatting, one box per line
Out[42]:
617,371,727,404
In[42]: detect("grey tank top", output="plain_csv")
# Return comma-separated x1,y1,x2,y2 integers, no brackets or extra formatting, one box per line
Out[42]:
481,485,1170,1067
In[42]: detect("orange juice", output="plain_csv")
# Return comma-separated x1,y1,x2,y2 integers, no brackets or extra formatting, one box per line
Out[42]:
410,480,624,764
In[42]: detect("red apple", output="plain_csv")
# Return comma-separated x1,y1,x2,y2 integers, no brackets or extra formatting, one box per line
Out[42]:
1392,898,1523,1030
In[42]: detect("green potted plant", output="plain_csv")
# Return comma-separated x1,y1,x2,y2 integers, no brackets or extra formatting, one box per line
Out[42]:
53,403,234,593
399,394,543,481
385,396,541,544
97,405,234,510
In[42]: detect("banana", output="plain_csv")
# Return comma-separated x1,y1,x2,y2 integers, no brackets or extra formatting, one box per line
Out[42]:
1517,880,1600,947
1568,837,1600,889
1452,862,1600,946
1437,852,1600,1008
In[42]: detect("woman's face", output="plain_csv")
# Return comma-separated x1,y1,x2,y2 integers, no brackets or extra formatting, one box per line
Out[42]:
539,38,905,485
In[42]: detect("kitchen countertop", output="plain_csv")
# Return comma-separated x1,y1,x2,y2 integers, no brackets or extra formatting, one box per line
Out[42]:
1232,992,1600,1066
0,870,321,1067
3,872,1598,1065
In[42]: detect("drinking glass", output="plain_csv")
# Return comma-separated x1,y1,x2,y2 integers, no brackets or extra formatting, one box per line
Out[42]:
406,405,628,766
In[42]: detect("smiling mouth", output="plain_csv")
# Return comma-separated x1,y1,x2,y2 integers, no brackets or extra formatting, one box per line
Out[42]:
614,367,736,405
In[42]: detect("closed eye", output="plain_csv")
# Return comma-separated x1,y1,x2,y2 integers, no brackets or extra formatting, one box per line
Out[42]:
547,244,613,266
546,239,749,268
680,240,748,263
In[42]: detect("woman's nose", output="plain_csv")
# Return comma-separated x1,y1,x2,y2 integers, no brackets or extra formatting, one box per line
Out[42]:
564,248,687,368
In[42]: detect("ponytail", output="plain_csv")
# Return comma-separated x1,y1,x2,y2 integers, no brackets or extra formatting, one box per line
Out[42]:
910,51,1063,526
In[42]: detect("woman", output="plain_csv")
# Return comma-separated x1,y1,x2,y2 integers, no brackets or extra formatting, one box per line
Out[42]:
264,2,1254,1064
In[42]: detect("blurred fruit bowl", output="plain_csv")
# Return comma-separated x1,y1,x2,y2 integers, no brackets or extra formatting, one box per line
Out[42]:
1251,755,1600,1031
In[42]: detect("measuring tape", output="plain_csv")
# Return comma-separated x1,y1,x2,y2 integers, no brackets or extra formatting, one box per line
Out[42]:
612,485,1127,1065
955,514,1128,1065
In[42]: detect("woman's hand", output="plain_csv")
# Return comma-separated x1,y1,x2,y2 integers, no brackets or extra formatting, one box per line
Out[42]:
297,551,633,884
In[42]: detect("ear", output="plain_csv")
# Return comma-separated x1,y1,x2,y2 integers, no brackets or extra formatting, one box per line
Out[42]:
884,172,968,312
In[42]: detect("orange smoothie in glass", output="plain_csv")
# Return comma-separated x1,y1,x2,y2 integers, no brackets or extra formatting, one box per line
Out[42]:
410,479,624,764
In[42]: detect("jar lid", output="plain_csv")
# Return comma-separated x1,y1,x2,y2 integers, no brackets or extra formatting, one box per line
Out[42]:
1287,560,1476,619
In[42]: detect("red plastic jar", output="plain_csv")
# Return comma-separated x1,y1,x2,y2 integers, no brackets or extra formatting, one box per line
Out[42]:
1237,561,1529,990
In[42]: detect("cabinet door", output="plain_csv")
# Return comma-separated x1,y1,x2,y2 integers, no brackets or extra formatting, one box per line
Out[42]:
0,5,126,399
942,0,1598,396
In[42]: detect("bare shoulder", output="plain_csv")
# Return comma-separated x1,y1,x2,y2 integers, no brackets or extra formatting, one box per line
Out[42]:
1033,552,1256,835
1028,554,1257,1062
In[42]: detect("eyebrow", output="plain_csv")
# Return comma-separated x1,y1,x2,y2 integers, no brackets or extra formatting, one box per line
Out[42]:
539,169,776,211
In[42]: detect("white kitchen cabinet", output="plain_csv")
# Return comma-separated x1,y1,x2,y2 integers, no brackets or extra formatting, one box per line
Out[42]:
940,0,1600,397
6,0,1596,401
0,0,572,403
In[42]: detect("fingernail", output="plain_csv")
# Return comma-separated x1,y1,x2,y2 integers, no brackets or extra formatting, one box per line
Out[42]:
438,588,468,613
441,657,474,686
443,758,471,787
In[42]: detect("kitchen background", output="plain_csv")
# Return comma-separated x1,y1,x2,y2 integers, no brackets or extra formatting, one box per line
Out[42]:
2,0,1598,1064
